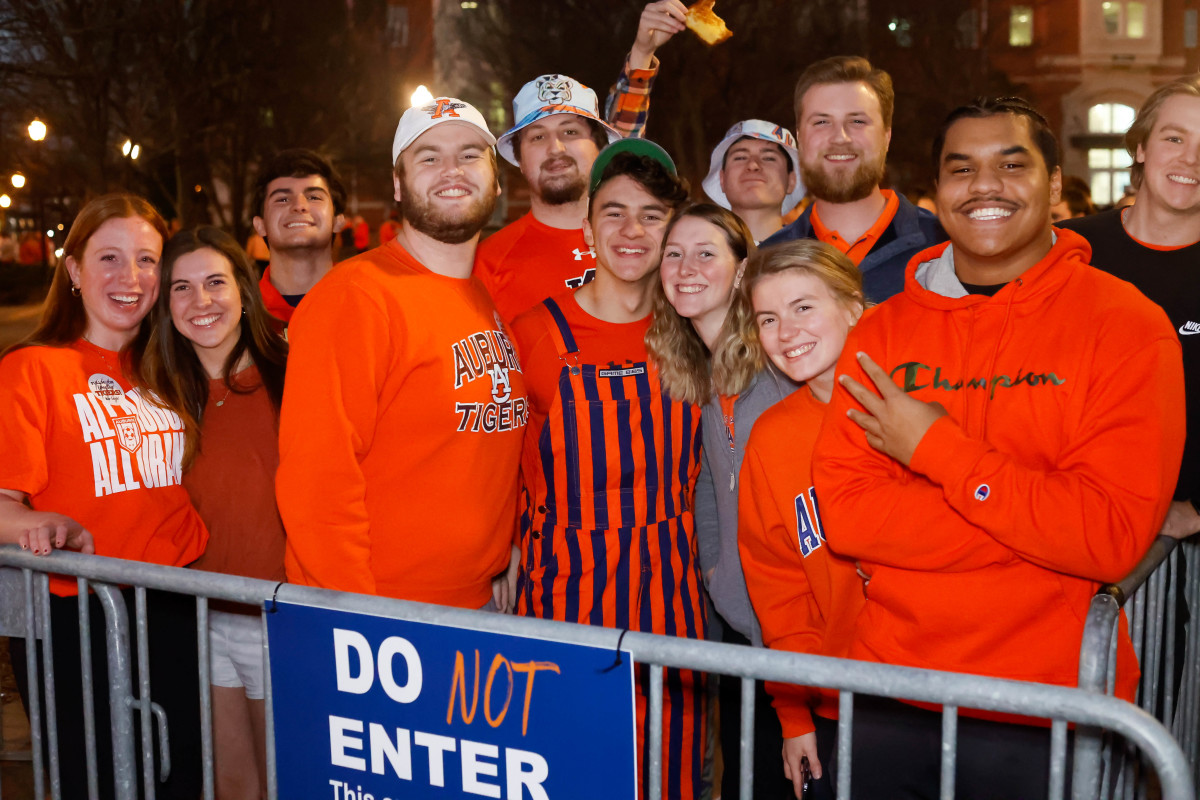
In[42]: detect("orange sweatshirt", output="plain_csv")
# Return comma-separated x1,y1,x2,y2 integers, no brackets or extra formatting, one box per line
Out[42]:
813,229,1185,702
476,214,597,323
739,387,866,738
277,240,528,608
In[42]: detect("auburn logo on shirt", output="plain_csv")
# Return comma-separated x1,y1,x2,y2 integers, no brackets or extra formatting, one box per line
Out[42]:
451,325,528,434
74,374,186,497
795,486,826,558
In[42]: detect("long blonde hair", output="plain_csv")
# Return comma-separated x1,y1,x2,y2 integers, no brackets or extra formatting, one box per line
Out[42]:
645,204,755,405
720,240,864,390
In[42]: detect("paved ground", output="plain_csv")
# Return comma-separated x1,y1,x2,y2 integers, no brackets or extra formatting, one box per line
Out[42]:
0,302,42,352
1,639,33,799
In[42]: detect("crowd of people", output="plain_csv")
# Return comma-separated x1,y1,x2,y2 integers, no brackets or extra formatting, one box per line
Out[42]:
1,1,1199,799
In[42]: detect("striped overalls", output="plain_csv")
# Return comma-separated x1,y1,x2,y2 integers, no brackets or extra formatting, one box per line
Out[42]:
517,298,708,799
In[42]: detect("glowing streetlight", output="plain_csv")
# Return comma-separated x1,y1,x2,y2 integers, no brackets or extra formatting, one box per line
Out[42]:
130,144,140,160
11,173,25,189
28,119,47,142
0,195,10,209
410,85,434,108
122,139,132,157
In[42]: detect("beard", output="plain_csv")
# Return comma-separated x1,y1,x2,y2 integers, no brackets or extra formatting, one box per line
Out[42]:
400,179,497,245
800,149,887,204
535,156,587,205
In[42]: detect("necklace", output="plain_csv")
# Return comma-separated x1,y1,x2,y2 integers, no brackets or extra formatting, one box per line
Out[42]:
214,384,233,407
82,335,120,375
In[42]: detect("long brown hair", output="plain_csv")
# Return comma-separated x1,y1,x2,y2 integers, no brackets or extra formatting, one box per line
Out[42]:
5,193,168,356
645,203,755,405
131,226,288,468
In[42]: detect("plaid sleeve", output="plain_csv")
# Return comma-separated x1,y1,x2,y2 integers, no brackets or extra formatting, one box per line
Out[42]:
604,54,659,139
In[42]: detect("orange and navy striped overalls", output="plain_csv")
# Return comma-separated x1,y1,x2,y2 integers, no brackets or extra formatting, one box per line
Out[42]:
517,298,708,800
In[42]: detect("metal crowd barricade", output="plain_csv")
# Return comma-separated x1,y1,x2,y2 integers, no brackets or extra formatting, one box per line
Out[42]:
1075,536,1200,800
1,545,1195,800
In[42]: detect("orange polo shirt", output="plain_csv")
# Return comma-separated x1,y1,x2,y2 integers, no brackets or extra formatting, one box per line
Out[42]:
810,190,900,266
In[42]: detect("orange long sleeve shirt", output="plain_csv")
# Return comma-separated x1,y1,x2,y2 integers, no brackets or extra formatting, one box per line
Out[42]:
813,230,1185,701
277,240,528,608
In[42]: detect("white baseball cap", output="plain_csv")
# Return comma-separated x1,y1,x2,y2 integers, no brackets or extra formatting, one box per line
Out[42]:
702,120,806,214
391,97,496,166
496,74,622,167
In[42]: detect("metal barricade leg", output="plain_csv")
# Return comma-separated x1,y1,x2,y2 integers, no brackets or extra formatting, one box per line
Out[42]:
940,706,957,800
94,584,138,800
1074,593,1121,800
648,665,663,800
77,578,100,800
262,608,277,800
34,574,62,800
22,570,44,800
197,598,214,800
837,691,853,800
738,677,755,800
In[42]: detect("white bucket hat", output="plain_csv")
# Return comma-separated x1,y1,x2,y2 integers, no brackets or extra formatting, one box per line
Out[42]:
392,97,496,166
701,120,806,214
496,74,622,167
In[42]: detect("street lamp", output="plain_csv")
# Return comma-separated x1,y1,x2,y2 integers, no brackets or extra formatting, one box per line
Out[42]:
11,173,25,189
410,85,434,108
0,195,10,209
28,119,47,142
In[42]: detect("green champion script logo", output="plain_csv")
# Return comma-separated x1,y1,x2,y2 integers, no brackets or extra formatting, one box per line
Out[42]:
889,361,1066,400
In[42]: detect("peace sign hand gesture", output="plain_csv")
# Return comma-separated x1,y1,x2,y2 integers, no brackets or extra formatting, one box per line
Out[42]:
839,351,948,467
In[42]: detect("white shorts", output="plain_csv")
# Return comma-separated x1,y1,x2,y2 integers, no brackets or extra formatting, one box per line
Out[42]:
208,609,266,700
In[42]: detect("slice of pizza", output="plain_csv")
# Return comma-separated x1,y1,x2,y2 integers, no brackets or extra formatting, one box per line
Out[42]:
685,0,733,45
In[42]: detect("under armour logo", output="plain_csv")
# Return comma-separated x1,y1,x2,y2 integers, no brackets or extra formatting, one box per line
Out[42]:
571,247,595,261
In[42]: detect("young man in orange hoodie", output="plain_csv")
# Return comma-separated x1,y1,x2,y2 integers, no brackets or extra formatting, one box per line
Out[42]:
813,97,1185,797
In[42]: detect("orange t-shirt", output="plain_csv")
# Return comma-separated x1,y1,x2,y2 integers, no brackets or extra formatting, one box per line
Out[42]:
277,240,529,608
0,340,208,595
476,213,598,323
185,367,286,583
738,387,865,737
810,190,900,266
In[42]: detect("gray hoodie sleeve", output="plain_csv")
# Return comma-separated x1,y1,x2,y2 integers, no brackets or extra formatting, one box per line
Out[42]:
694,447,720,582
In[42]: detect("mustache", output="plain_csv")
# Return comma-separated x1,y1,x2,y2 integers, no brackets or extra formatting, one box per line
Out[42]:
541,155,578,172
955,197,1020,213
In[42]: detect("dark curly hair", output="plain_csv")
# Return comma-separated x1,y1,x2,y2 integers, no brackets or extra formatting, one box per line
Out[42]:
589,152,690,214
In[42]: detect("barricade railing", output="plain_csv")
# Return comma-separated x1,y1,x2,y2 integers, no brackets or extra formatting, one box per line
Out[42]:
1075,536,1200,800
1,545,1194,800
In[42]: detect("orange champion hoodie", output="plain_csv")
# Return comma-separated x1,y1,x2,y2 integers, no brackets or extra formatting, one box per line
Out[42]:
813,228,1184,702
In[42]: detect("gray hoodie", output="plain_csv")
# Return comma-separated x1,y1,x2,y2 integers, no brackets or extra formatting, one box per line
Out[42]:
694,367,797,642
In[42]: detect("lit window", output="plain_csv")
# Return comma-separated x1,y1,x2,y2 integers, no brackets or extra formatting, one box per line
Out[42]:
1009,6,1033,46
1100,1,1146,38
1088,102,1136,134
1086,103,1137,205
